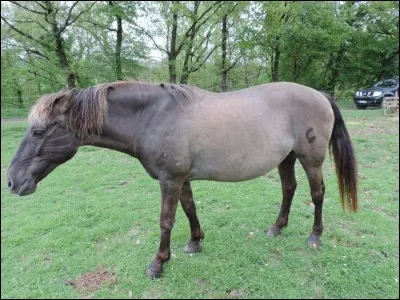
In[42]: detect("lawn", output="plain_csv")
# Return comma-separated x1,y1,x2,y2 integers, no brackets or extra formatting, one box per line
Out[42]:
0,106,30,119
1,109,399,299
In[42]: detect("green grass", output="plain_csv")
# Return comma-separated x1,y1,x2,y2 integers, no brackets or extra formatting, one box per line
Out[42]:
1,106,30,118
1,109,399,299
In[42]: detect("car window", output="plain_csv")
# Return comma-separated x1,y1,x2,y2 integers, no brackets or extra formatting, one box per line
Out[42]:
373,80,397,88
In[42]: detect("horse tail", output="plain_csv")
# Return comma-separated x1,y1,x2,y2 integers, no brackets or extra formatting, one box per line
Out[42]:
323,93,358,212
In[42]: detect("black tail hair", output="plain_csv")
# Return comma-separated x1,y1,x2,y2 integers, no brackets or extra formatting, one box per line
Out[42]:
323,93,358,212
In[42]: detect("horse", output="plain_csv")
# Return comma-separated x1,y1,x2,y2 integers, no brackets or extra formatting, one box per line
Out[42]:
7,81,358,279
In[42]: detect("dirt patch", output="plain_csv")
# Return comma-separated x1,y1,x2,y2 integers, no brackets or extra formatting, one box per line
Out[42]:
372,207,398,220
43,253,52,265
225,288,247,298
194,278,213,295
312,286,327,299
65,265,117,293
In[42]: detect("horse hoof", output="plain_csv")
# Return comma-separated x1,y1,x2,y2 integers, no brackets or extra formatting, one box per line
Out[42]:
266,226,280,237
307,235,321,249
184,241,202,253
146,263,162,279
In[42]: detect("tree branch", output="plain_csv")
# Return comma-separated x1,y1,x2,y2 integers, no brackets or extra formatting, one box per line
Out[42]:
59,1,96,34
9,1,46,15
176,1,223,54
191,43,220,73
59,1,79,33
191,26,215,64
134,23,169,55
1,16,49,49
19,57,64,86
228,3,238,15
80,18,117,32
375,29,395,39
35,1,47,11
27,70,52,82
14,18,51,34
223,55,241,73
26,48,49,60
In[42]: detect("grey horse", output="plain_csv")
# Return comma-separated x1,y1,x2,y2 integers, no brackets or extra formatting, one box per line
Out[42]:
7,81,358,278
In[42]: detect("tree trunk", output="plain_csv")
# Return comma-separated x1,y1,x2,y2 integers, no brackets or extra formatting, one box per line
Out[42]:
47,2,76,89
327,46,345,97
220,14,228,91
168,55,177,83
109,1,123,81
293,54,298,82
168,2,178,83
245,59,249,86
272,45,280,82
17,88,23,108
271,3,289,83
54,33,76,89
115,16,123,80
67,72,76,89
180,27,196,84
180,1,200,84
180,64,190,84
33,71,42,94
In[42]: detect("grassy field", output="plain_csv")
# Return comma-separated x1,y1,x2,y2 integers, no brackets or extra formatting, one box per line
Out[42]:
1,109,399,299
0,106,30,119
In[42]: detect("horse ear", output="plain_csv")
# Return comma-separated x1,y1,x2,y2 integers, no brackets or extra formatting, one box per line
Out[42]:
52,88,76,114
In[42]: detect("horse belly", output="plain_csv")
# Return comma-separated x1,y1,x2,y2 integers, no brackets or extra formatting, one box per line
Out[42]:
189,123,295,182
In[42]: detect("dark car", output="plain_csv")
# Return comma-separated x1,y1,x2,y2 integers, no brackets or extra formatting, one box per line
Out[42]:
353,76,399,109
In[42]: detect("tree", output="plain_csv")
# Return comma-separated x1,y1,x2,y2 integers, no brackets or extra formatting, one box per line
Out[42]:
219,2,243,91
135,1,223,83
1,1,95,89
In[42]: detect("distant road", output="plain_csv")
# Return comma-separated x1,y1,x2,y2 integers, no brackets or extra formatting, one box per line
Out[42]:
1,118,28,125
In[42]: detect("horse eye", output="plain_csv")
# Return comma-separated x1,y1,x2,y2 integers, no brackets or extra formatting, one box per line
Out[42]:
32,130,45,137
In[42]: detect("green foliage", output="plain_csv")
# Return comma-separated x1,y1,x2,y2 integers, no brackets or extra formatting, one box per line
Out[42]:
1,1,399,114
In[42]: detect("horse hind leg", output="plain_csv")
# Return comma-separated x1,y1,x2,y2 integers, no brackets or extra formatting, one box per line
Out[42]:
298,157,325,249
267,151,297,237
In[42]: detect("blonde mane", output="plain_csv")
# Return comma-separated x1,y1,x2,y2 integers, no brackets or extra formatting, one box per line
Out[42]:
28,80,195,137
28,83,112,138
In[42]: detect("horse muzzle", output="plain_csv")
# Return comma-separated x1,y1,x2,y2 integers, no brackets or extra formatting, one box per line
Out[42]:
7,175,37,196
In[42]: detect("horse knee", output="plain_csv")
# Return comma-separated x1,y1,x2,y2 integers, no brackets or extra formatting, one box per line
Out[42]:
160,218,175,234
311,183,325,203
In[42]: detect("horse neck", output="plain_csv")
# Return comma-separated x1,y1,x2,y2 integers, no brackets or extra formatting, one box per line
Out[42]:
79,85,163,157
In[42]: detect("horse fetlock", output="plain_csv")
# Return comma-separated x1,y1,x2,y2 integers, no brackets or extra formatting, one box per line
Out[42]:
193,229,204,240
155,247,171,263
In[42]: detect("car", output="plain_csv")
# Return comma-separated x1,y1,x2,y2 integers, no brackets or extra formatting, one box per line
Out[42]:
353,76,399,109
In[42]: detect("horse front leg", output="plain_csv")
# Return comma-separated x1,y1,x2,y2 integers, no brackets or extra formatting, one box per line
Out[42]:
180,181,204,253
146,178,183,279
